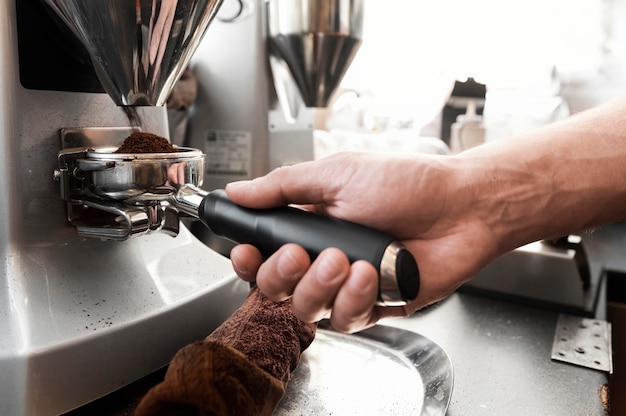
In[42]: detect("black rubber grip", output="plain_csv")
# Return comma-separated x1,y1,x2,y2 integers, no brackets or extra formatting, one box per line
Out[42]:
199,189,419,303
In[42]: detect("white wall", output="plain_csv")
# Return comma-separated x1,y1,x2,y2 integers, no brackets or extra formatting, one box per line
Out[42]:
338,0,620,121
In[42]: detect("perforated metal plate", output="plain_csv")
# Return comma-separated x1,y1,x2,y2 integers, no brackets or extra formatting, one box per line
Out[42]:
551,314,613,373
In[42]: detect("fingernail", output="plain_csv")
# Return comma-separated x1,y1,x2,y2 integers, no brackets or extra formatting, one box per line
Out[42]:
277,249,302,279
225,180,251,191
316,252,346,283
232,261,250,279
230,251,251,280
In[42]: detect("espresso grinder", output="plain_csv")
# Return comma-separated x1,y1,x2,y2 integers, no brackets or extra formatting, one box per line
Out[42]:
1,1,250,415
1,1,419,414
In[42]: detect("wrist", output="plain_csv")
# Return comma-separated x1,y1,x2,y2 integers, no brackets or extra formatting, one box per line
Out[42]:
457,115,626,253
453,143,556,254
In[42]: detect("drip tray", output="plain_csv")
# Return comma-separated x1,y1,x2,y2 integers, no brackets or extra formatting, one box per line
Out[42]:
276,324,454,415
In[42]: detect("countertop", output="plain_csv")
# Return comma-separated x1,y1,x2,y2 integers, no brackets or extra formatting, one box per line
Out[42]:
381,223,626,416
378,222,625,415
382,292,609,415
66,223,625,415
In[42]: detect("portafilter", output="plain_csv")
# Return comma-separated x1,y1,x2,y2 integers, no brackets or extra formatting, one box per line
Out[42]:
56,146,420,307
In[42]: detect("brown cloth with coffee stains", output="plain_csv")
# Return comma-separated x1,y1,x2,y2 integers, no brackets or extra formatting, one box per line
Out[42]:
133,287,317,416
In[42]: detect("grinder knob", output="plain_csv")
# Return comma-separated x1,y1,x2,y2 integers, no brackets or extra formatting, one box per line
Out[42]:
198,190,420,306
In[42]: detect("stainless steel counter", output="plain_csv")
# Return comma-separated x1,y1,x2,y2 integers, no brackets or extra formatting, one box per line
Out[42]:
382,293,608,415
65,223,623,415
379,222,626,416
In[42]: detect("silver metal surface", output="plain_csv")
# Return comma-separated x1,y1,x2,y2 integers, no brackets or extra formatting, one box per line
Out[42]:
74,198,181,239
42,0,224,106
267,0,364,108
82,147,205,200
0,1,247,413
275,325,453,416
185,0,315,256
551,314,613,373
383,294,610,415
379,241,408,306
173,184,209,217
463,240,599,315
56,144,207,239
57,128,204,195
370,222,626,416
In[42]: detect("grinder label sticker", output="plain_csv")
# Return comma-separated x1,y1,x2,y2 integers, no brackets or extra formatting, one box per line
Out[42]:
204,130,252,177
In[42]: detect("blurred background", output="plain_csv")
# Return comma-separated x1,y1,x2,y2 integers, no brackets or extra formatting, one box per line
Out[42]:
314,0,626,149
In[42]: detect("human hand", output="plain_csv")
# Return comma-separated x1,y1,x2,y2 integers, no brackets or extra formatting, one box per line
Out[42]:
226,152,502,333
166,161,187,186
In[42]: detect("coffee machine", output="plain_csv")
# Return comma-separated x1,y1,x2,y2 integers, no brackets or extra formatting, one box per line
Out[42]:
1,1,390,415
0,1,249,415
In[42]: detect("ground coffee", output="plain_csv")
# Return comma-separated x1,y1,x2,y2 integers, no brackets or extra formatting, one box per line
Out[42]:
114,132,177,153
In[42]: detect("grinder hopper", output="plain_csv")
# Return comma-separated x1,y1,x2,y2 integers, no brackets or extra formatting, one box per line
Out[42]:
43,0,224,106
267,0,364,120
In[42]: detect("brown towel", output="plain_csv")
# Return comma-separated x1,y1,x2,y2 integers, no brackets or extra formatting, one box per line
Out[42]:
133,287,317,416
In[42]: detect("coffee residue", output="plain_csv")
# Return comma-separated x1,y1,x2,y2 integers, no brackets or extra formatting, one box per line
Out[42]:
114,132,177,153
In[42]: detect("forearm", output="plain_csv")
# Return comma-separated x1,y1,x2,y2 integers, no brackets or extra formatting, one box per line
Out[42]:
456,95,626,253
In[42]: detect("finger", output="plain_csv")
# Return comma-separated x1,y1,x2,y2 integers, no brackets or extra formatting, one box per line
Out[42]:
327,260,380,333
224,158,341,208
230,244,264,282
255,244,311,302
177,162,186,184
290,248,351,323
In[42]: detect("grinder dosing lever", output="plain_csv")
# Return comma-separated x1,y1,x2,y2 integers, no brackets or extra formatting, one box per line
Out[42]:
174,186,420,307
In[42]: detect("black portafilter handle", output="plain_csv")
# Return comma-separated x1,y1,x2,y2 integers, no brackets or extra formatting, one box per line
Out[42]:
198,189,420,306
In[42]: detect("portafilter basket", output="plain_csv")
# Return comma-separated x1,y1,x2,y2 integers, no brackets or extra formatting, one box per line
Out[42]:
77,147,205,202
57,147,420,307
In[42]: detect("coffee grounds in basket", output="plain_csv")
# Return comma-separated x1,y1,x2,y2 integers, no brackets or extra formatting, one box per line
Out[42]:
114,132,178,153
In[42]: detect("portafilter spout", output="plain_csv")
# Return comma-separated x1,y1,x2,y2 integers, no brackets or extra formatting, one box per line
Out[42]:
42,0,224,106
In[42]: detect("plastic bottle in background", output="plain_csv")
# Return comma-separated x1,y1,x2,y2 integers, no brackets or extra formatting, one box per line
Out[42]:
450,99,486,153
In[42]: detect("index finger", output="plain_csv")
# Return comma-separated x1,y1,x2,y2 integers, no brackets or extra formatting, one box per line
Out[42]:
224,157,344,209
